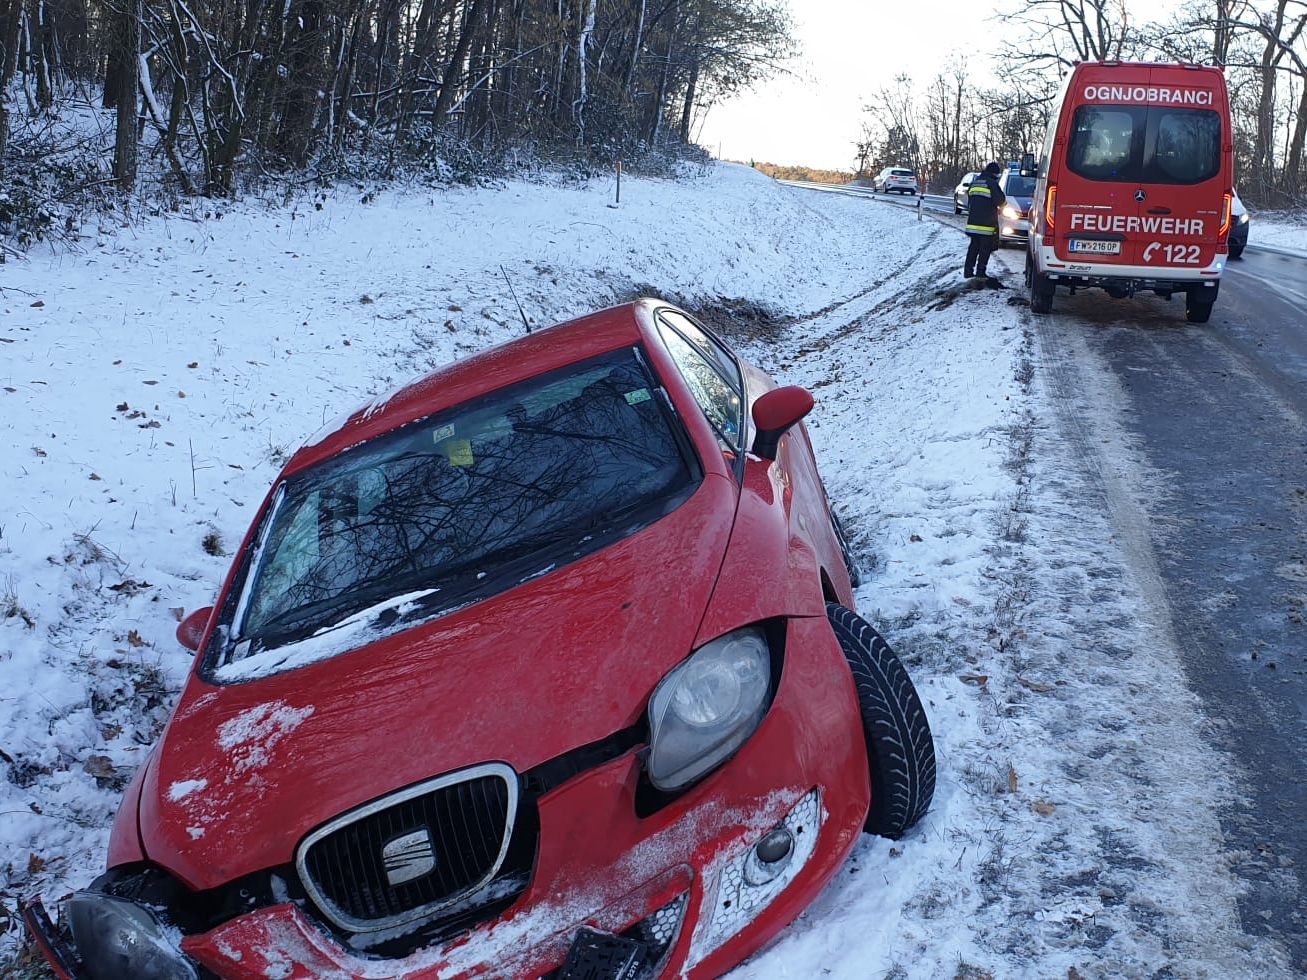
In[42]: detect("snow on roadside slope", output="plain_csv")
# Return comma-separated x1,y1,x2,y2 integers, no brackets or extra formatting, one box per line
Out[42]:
1248,212,1307,254
0,165,1290,976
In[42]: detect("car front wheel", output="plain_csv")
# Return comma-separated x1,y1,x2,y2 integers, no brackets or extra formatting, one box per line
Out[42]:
826,604,935,838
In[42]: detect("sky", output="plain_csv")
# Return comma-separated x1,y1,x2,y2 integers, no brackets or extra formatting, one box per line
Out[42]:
698,0,988,171
698,0,1176,172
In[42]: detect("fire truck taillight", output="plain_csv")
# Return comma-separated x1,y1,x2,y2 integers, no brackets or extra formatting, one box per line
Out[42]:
1218,193,1232,236
1045,184,1057,230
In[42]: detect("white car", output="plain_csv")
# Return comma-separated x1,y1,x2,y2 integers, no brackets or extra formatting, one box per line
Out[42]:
953,172,980,213
874,167,919,194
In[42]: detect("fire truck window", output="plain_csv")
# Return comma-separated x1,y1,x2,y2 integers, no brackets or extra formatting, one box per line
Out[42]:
1153,110,1221,184
1069,108,1136,179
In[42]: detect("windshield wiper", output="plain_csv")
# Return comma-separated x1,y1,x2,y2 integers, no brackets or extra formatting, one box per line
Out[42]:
248,574,434,650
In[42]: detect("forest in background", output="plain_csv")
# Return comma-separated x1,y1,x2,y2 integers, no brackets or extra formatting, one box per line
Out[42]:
856,0,1307,208
0,0,793,245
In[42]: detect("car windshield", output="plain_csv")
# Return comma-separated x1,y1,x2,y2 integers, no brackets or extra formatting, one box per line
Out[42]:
220,348,698,661
1004,175,1036,196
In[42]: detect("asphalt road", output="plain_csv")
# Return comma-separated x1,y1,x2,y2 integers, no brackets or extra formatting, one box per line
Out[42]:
1033,243,1307,966
786,178,1307,965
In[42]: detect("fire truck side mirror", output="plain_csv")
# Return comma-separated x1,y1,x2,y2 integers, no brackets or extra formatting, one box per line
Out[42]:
1019,152,1037,178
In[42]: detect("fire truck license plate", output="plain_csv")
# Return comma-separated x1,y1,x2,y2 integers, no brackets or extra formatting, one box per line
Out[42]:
1068,239,1121,255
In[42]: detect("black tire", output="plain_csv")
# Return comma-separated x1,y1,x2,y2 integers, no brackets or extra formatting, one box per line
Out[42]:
826,604,935,838
1229,244,1244,260
1186,296,1214,323
1027,253,1054,314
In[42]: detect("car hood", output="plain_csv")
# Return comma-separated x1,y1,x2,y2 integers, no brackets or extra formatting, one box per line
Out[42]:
1009,195,1034,211
139,473,739,890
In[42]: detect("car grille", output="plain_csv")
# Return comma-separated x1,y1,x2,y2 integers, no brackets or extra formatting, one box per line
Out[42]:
297,763,520,933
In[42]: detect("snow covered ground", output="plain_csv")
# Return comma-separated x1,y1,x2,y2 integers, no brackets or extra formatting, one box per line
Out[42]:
0,164,1296,976
1249,211,1307,253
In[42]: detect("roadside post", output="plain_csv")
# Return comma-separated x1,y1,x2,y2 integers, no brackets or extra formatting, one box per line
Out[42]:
609,160,622,209
917,170,925,221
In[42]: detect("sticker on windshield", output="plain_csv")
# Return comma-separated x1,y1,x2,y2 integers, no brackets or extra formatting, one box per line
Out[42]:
432,423,456,443
624,388,652,406
445,439,474,467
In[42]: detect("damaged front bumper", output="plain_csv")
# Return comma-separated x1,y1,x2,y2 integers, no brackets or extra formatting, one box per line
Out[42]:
25,617,869,979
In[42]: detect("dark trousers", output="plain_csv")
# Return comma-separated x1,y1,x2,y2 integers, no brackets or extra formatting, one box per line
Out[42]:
964,233,997,276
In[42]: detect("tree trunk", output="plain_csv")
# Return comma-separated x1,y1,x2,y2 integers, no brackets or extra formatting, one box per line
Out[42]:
1,0,21,85
111,0,140,190
429,0,489,132
33,0,51,108
622,0,644,100
572,0,594,141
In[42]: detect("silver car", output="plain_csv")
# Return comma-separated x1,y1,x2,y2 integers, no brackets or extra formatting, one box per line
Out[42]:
953,172,980,213
996,170,1036,246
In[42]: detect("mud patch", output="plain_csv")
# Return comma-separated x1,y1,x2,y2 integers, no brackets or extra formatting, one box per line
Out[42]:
621,284,792,344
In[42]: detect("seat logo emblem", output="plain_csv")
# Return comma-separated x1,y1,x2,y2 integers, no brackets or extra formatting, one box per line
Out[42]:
1134,189,1147,203
382,829,436,886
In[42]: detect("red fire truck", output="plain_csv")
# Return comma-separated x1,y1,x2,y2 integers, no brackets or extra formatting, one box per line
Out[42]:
1024,62,1234,323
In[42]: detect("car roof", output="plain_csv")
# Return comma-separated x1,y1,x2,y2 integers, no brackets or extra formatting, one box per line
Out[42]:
287,301,649,475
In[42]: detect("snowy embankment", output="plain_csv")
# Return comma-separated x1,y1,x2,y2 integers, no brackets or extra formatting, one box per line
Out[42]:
1249,211,1307,253
0,164,1291,976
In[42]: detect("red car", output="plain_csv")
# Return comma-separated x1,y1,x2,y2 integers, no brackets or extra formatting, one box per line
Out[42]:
25,300,935,979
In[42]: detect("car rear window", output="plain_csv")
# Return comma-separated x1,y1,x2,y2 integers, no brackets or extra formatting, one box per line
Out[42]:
213,349,699,671
891,169,916,177
1067,105,1221,184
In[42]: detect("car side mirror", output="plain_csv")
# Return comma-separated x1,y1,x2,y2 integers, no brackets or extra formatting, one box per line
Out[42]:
176,606,214,653
1019,151,1037,178
750,386,815,461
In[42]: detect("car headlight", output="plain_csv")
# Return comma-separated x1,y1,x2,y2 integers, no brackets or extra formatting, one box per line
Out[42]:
1238,213,1249,224
67,892,197,980
646,627,772,791
1002,204,1021,219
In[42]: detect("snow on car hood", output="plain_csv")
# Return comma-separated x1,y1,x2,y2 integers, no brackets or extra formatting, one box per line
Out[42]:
138,474,739,890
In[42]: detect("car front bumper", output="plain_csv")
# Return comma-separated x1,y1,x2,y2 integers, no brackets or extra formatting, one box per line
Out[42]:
29,616,870,980
999,216,1030,242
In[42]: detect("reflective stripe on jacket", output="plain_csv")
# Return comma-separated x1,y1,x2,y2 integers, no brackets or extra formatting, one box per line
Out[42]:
965,172,1006,236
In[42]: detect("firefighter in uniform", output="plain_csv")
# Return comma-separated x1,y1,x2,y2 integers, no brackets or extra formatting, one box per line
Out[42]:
964,162,1006,279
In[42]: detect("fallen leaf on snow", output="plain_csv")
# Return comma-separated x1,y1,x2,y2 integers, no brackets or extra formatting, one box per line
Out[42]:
108,579,152,595
960,673,989,686
143,380,159,386
1019,677,1055,693
83,755,115,780
127,629,146,647
33,447,47,457
178,390,186,398
909,533,923,542
28,853,46,875
1032,801,1057,817
30,300,45,308
89,473,102,481
169,607,186,622
1007,765,1018,794
115,402,129,412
